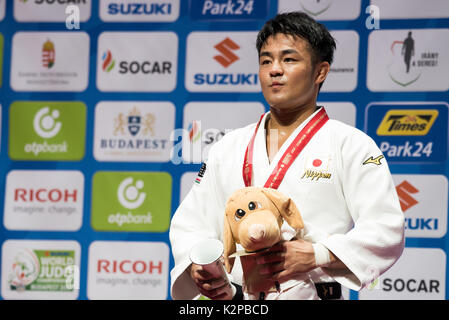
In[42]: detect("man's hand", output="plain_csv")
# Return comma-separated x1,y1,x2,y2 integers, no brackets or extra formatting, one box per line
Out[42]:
255,238,316,282
188,263,234,300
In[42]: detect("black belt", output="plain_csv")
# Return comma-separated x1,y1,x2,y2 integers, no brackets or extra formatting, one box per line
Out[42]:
315,282,342,300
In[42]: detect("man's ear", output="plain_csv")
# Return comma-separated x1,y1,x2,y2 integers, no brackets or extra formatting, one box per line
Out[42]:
315,61,330,86
223,215,236,273
261,188,304,230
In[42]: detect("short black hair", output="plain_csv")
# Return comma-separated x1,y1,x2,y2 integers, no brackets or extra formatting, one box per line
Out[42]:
256,11,336,66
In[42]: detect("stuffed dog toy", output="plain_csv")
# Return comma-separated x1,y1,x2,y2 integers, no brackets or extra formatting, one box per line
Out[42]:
223,187,319,300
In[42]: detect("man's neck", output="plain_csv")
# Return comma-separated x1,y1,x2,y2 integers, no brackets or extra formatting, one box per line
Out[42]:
265,104,319,163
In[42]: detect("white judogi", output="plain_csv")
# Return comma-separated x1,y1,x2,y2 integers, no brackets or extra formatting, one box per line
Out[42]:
169,107,405,300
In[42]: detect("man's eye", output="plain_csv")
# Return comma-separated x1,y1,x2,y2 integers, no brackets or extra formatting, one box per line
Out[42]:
235,209,246,221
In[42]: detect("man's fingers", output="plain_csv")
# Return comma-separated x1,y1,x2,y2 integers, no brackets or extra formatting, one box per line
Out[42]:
200,277,227,291
259,261,284,275
256,251,284,265
198,281,232,300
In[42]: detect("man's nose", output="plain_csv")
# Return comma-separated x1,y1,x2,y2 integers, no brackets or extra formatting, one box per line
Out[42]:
269,60,284,77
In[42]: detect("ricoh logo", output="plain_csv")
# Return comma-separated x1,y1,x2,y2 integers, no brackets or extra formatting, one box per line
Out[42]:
214,37,240,68
87,241,169,299
186,32,259,92
4,170,84,231
97,259,163,275
14,188,78,203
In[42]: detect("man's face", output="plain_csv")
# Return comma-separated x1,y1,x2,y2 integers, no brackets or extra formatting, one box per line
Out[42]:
258,34,319,110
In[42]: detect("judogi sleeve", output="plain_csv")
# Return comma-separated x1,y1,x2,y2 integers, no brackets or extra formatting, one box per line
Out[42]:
319,129,405,291
169,146,226,300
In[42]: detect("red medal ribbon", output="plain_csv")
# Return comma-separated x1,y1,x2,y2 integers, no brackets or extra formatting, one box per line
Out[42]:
243,107,329,189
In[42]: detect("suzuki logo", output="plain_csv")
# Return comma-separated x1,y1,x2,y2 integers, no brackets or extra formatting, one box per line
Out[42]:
213,38,240,68
396,180,419,212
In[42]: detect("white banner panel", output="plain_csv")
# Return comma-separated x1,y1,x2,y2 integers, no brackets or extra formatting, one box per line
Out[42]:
359,248,446,300
278,0,361,20
322,31,359,92
14,0,91,22
11,32,90,92
370,0,449,19
4,170,84,231
185,32,260,92
1,240,81,300
87,241,169,300
94,101,175,162
393,175,448,238
182,102,265,163
97,32,178,92
367,29,449,92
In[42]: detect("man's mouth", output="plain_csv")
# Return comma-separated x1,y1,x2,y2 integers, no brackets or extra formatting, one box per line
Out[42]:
270,82,284,88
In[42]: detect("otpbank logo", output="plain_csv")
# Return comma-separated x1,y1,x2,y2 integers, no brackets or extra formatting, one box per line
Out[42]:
365,102,448,163
9,101,86,161
97,32,178,92
100,0,179,22
87,241,169,300
91,172,172,232
1,240,81,300
190,0,269,21
185,32,259,92
393,175,447,238
14,0,91,22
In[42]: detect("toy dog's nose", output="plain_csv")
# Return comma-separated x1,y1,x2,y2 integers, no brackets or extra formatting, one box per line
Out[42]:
248,224,266,242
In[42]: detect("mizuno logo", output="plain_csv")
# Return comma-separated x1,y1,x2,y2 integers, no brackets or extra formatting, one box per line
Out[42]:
213,38,240,68
363,155,384,166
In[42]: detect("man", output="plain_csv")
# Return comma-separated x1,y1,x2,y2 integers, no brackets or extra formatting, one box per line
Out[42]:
169,11,405,300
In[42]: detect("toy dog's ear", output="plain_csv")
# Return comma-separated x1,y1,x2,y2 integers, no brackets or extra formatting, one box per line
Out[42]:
223,215,236,273
261,188,304,230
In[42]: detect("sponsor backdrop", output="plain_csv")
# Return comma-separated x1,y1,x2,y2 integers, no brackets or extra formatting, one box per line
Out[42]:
0,0,448,300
